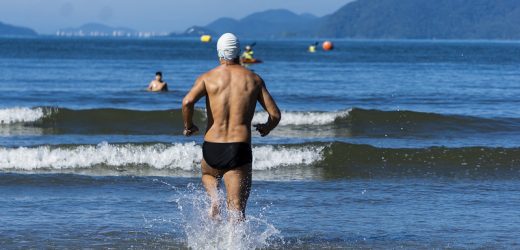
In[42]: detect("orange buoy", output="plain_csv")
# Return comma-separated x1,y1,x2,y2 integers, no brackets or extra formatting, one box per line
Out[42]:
322,41,334,51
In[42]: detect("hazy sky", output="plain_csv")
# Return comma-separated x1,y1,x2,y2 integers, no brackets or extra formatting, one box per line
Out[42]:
0,0,355,34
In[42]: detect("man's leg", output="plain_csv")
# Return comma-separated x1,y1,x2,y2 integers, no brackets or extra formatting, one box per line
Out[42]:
223,164,252,219
201,160,221,218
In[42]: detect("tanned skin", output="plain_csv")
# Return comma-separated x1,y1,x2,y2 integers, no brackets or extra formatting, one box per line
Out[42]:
147,74,168,92
182,58,280,219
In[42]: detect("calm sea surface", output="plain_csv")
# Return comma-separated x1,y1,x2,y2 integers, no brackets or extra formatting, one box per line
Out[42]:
1,37,520,248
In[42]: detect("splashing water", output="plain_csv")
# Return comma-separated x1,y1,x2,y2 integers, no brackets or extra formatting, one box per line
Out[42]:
175,183,283,250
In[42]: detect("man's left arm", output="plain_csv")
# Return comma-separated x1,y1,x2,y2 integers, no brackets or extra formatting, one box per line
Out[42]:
182,76,206,136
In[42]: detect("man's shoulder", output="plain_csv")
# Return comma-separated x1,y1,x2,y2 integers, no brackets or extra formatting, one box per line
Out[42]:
233,65,258,76
200,66,222,79
203,65,259,79
233,66,262,83
247,70,262,82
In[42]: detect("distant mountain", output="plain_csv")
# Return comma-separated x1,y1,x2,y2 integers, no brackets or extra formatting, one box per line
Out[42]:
0,21,37,37
192,0,520,40
205,18,240,35
205,9,319,38
170,26,216,37
317,0,520,39
57,23,137,37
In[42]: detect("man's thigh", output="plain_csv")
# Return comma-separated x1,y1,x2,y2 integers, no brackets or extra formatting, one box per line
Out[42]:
223,164,252,196
201,160,223,178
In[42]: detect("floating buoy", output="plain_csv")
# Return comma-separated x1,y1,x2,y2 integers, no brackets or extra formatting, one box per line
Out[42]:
200,35,212,43
308,45,317,53
322,41,334,51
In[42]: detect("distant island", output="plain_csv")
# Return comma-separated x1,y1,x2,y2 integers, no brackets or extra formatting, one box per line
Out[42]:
189,0,520,40
2,0,520,40
204,9,318,39
56,23,167,38
171,9,317,38
169,26,217,37
0,21,37,37
317,0,520,39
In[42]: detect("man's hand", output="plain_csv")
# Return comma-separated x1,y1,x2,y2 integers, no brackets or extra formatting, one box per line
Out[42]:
183,125,199,136
254,123,271,137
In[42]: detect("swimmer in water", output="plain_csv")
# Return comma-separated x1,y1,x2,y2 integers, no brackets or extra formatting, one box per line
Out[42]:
147,71,168,92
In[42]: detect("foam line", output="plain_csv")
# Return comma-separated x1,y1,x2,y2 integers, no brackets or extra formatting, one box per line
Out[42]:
0,142,324,171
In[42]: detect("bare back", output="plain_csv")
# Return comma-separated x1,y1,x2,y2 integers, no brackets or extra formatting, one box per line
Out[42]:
183,60,280,142
182,51,281,220
202,64,261,143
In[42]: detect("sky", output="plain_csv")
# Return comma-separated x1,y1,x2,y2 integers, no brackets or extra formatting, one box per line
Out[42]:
0,0,355,34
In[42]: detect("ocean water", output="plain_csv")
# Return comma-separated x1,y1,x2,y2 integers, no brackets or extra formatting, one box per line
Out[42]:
1,37,520,248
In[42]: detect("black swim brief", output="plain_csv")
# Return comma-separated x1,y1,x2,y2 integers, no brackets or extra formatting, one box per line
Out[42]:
202,141,253,170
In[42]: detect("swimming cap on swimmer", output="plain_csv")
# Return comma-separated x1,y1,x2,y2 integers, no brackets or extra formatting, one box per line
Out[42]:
217,33,240,61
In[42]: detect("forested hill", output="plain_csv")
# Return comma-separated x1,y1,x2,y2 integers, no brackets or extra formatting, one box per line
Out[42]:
317,0,520,39
0,22,38,37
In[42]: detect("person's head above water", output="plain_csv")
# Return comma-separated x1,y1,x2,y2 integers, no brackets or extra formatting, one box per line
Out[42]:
217,33,240,62
155,71,162,81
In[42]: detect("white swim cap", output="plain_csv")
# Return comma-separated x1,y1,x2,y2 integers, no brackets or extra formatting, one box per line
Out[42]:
217,33,240,61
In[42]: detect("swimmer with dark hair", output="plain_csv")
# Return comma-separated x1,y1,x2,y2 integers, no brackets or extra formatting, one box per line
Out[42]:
147,71,168,92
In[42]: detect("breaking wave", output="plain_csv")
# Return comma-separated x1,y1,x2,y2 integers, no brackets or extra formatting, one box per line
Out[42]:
0,142,324,171
0,141,519,178
1,107,519,138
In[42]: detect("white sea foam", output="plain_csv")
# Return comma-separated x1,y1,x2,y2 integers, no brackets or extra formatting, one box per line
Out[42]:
0,107,350,127
0,142,324,171
252,145,324,170
0,107,46,124
252,109,350,126
175,184,283,250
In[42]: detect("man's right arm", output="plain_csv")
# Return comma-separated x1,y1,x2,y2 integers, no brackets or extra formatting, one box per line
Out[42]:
255,77,281,137
182,75,206,136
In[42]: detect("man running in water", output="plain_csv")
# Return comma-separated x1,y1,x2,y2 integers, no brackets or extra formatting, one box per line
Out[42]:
182,33,281,220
